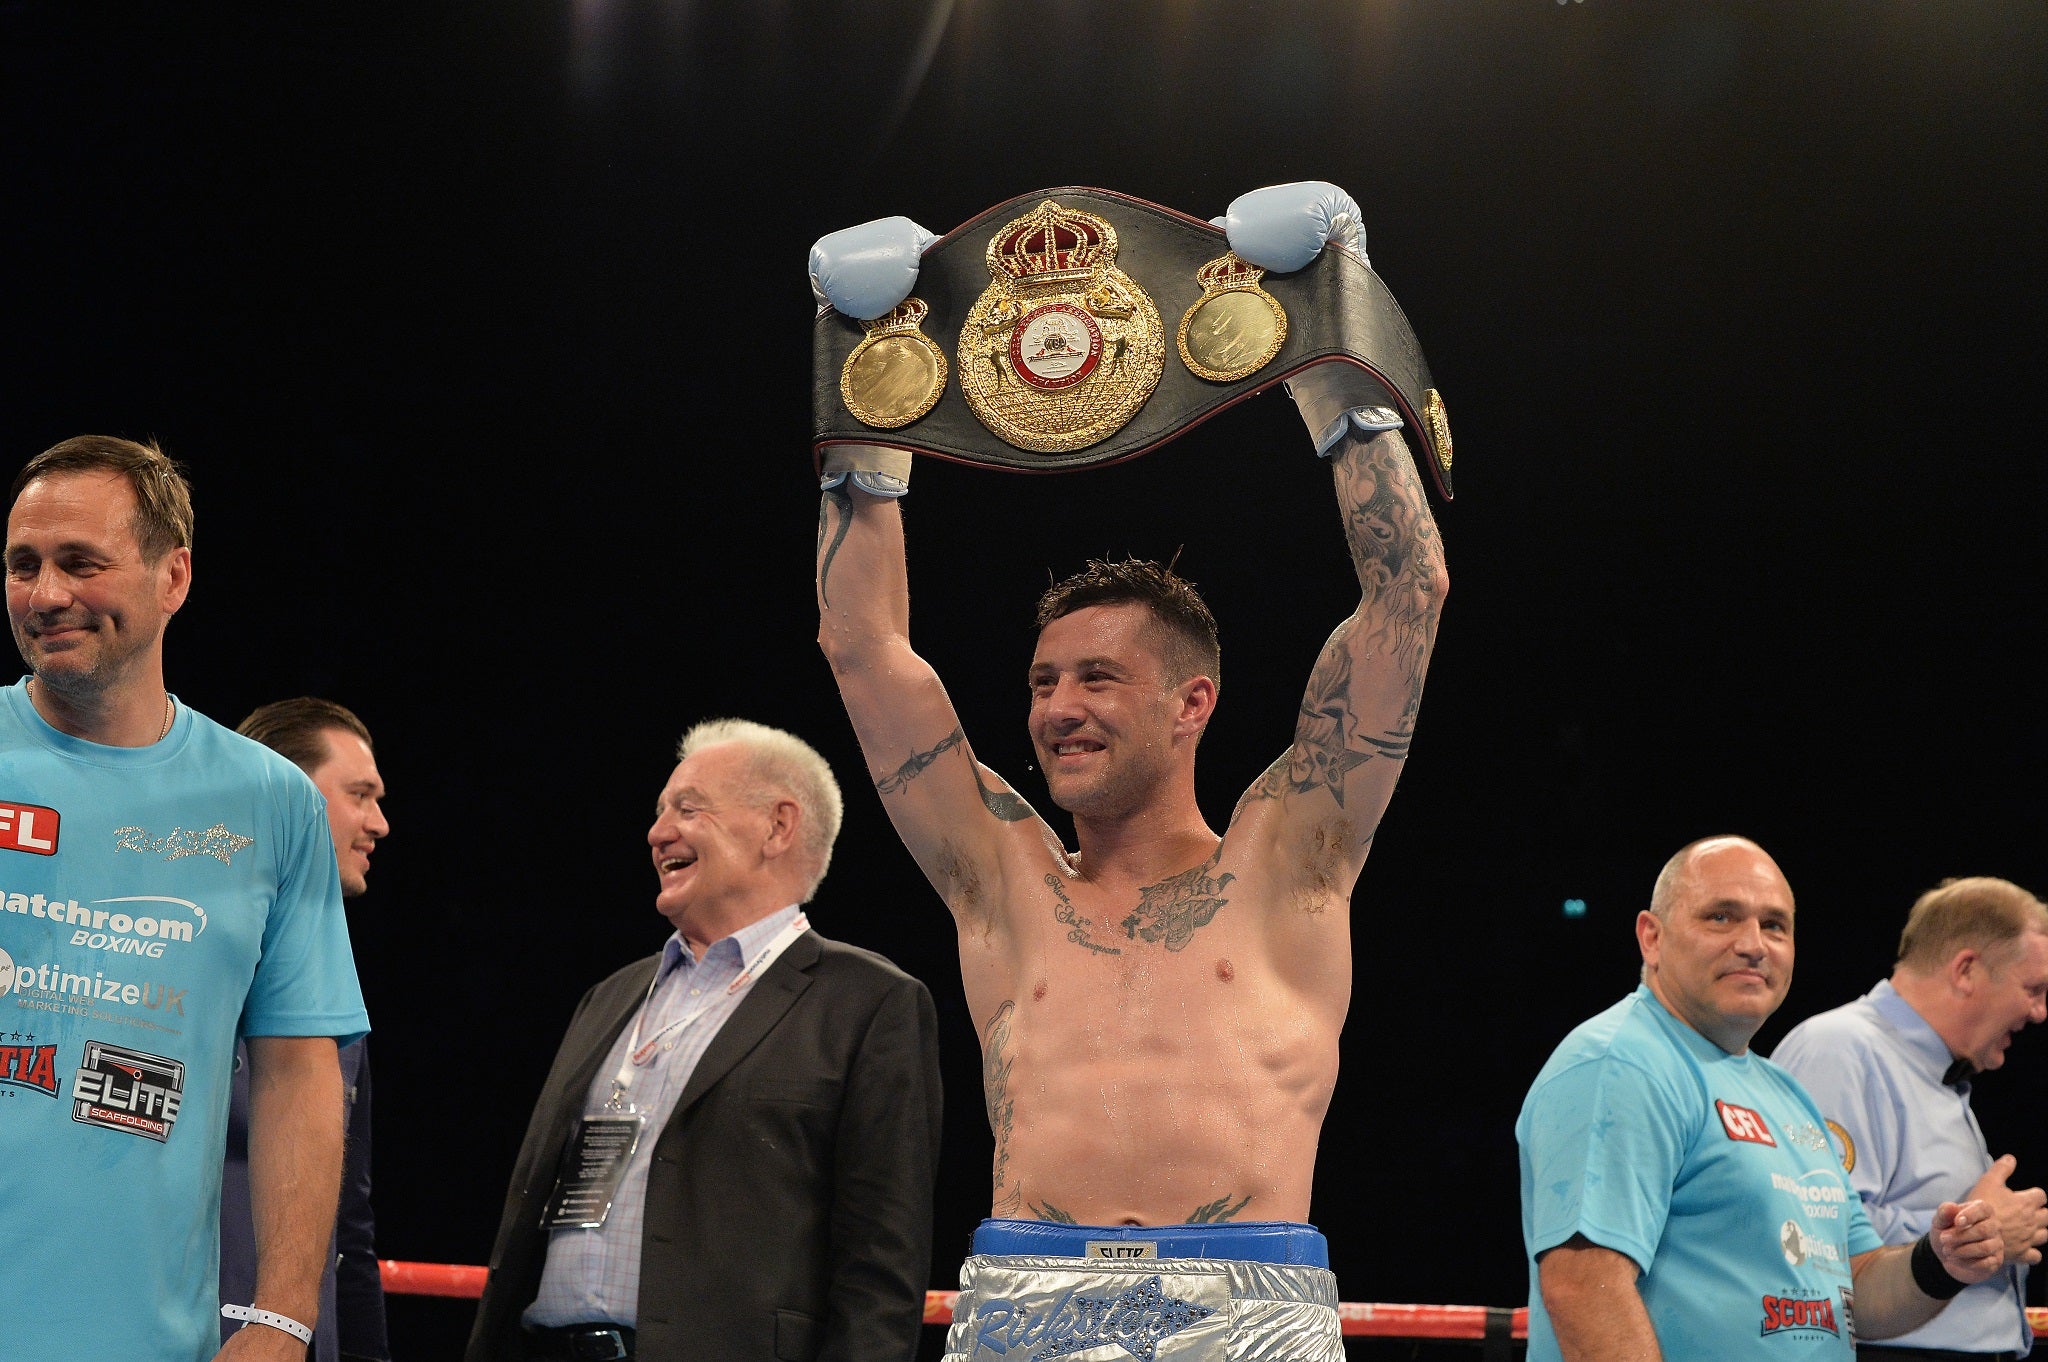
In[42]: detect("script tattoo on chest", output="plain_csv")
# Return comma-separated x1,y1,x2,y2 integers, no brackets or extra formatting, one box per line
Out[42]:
1046,874,1121,955
1120,850,1235,952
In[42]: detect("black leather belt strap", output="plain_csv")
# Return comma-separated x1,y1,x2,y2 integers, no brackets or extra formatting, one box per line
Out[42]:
811,185,1453,500
523,1322,636,1361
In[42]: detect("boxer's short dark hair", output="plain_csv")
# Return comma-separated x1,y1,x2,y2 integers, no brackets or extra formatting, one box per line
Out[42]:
1034,557,1220,689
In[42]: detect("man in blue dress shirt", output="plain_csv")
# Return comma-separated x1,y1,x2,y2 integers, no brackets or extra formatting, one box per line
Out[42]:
1776,876,2048,1362
1520,836,2008,1362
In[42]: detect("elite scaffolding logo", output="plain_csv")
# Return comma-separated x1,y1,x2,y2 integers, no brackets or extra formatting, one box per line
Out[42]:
72,1039,184,1142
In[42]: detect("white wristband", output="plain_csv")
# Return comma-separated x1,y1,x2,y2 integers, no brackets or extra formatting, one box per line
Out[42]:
221,1304,314,1345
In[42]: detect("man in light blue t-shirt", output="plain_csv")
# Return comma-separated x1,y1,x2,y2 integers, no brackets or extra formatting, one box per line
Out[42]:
1518,836,2005,1361
2,435,369,1362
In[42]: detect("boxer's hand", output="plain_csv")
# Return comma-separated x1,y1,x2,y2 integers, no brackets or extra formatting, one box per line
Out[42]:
1284,361,1404,458
820,442,913,498
809,216,938,321
1967,1154,2048,1266
1930,1198,2006,1285
1212,180,1366,273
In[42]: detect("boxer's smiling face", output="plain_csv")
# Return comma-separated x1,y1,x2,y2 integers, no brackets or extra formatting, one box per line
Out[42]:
1638,839,1796,1054
1028,603,1186,820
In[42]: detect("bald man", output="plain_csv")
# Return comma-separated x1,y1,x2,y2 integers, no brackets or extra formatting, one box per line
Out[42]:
1518,837,2005,1361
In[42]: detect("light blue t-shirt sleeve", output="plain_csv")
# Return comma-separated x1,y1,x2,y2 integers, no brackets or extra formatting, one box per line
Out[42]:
239,784,369,1045
1524,1055,1690,1274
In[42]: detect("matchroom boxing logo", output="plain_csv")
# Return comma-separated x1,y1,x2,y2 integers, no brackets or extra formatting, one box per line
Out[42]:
1,887,208,958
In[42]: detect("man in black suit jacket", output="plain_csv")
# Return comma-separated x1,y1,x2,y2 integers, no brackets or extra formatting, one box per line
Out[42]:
466,719,944,1362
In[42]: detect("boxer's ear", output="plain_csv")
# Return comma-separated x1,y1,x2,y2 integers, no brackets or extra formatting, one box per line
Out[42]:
1174,675,1217,738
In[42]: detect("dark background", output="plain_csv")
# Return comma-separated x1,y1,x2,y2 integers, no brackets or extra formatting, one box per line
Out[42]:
5,2,2044,1356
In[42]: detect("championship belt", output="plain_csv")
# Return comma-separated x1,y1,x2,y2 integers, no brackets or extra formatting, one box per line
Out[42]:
812,186,1454,500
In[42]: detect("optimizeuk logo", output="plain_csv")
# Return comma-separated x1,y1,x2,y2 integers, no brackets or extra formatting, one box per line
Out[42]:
72,1039,184,1141
0,800,60,856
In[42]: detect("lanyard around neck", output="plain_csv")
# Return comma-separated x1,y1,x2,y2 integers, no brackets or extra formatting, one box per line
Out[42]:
607,912,809,1104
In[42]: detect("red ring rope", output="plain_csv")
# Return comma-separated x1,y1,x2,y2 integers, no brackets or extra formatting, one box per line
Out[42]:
375,1261,2048,1339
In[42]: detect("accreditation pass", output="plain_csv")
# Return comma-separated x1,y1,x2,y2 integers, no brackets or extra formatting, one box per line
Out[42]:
540,1115,644,1229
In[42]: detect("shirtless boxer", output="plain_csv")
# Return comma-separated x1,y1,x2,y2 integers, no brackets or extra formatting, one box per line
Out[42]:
812,182,1448,1360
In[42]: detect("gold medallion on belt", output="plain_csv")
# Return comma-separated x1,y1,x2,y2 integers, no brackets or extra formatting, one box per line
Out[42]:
956,200,1164,453
840,297,948,430
1177,252,1287,383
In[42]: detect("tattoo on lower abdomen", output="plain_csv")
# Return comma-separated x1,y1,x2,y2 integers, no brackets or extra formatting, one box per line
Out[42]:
985,1001,1017,1198
1028,1199,1077,1224
876,726,964,795
1120,848,1235,951
1186,1193,1252,1224
1047,874,1121,955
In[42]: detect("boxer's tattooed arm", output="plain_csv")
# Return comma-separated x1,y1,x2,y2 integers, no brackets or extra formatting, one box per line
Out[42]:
1119,849,1234,951
1231,431,1443,820
1186,1193,1252,1224
984,1001,1018,1200
815,487,852,609
1047,874,1121,955
973,763,1036,822
1332,430,1444,725
876,726,965,796
1028,1200,1077,1224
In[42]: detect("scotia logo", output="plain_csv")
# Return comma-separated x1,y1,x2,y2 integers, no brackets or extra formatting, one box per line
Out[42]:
0,1037,59,1096
1760,1294,1838,1337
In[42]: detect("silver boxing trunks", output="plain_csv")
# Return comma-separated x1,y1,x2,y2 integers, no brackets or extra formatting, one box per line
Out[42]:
942,1220,1344,1362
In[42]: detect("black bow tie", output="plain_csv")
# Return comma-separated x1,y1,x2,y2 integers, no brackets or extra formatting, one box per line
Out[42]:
1944,1057,1974,1089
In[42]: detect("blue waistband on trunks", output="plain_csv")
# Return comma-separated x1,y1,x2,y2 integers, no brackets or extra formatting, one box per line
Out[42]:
971,1218,1329,1267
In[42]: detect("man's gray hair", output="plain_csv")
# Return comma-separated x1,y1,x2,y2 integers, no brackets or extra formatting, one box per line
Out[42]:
678,718,845,901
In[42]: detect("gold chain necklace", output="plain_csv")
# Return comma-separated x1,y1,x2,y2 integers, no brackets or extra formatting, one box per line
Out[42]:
25,677,174,742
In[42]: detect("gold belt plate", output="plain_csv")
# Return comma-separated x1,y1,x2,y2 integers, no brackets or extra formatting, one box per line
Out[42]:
957,199,1164,454
1177,252,1287,383
841,297,948,430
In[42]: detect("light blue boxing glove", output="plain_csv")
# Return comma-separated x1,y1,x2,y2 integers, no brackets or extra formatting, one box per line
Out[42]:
1210,180,1367,273
1214,181,1401,455
808,215,939,321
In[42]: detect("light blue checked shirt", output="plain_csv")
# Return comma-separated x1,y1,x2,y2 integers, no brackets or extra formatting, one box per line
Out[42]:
524,904,803,1329
1774,978,2032,1356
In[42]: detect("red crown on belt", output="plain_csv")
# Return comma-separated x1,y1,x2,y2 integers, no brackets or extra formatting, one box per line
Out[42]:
987,200,1117,287
1195,252,1267,291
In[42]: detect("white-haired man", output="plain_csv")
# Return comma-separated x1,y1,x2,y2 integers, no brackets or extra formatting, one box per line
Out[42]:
468,719,944,1362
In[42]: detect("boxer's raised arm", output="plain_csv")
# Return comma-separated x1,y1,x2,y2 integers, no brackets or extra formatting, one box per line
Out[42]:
816,481,1041,921
1228,416,1445,890
1214,185,1449,902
